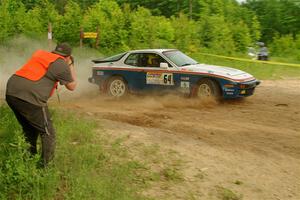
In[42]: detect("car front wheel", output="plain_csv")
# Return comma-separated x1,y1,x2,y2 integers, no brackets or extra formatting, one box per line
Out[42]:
191,78,221,99
107,76,128,97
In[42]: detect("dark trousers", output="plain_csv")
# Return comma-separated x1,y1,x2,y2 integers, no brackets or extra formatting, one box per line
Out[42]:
5,95,56,166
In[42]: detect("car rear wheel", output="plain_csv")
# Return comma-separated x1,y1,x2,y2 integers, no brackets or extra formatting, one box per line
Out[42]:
107,76,128,97
191,78,221,99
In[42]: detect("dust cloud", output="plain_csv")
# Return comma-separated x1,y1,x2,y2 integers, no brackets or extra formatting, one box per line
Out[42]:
0,36,47,99
63,93,219,115
0,36,103,102
0,36,218,110
53,45,102,102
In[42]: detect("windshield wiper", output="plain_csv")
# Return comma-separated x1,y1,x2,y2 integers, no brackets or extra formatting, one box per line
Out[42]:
181,63,198,67
181,63,192,66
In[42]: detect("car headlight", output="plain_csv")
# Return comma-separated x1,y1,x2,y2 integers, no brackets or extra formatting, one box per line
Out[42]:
239,84,246,89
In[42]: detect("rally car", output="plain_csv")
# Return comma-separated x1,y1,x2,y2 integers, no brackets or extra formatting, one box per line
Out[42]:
88,49,260,99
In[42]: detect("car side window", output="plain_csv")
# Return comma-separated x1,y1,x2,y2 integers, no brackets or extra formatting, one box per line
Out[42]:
125,53,172,68
145,53,173,68
124,53,139,66
145,53,161,68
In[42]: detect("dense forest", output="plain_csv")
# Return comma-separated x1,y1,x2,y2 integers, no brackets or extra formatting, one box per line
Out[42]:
0,0,299,60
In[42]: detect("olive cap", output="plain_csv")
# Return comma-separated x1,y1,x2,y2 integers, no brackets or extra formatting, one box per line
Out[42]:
52,42,72,57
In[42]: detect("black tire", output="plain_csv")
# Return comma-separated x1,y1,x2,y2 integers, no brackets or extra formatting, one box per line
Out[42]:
191,78,221,99
106,76,128,97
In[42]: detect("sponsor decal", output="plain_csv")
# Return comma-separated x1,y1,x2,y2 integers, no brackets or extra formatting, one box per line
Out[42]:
146,72,174,85
180,81,190,88
224,88,235,92
180,77,190,81
96,71,104,75
226,92,234,95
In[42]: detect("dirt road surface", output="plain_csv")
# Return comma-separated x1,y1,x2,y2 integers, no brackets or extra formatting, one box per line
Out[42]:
1,79,298,199
56,80,300,200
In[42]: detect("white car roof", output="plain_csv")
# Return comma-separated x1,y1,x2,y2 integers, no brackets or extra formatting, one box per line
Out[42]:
127,49,178,54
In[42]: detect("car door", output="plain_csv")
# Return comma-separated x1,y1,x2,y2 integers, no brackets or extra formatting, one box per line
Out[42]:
124,52,181,92
122,53,147,91
138,53,180,92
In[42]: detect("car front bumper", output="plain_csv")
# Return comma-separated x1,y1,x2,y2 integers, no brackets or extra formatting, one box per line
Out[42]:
223,79,261,98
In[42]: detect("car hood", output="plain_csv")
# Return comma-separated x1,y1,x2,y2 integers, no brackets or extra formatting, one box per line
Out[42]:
181,64,255,81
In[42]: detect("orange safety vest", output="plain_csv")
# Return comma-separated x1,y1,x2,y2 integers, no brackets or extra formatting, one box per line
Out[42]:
15,50,66,96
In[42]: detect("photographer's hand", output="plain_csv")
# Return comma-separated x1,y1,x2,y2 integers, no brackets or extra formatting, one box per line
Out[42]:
65,56,77,91
70,56,74,66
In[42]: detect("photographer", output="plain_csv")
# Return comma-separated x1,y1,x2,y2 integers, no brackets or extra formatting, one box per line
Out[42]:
5,43,77,167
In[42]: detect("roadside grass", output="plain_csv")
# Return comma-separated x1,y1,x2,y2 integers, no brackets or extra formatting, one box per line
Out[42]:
192,53,300,80
216,186,243,200
0,104,159,200
0,103,189,200
0,105,58,200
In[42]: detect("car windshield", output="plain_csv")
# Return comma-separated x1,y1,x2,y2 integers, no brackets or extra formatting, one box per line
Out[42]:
163,50,198,67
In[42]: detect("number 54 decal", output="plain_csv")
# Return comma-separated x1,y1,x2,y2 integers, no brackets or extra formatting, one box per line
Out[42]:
146,72,174,85
163,73,174,85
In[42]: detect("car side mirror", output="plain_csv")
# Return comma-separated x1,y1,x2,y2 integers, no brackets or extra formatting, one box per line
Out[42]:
160,63,168,69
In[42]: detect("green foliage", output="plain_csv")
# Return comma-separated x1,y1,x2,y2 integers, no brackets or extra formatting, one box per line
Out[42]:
270,34,300,61
83,0,128,50
0,0,24,43
249,15,261,42
207,0,225,16
231,21,252,52
54,1,82,45
244,0,300,42
129,7,174,49
0,0,299,60
19,6,45,37
128,7,153,48
171,13,200,52
200,15,236,54
37,1,60,29
0,0,60,43
116,0,193,18
20,0,43,10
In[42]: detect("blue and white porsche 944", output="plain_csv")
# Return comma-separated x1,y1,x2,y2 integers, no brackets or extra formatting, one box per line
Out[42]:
88,49,260,99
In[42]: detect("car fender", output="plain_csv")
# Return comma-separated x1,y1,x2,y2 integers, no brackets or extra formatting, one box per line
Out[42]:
191,76,223,95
